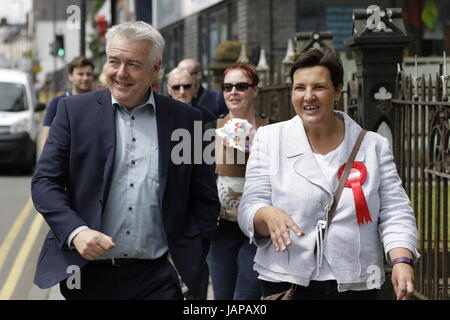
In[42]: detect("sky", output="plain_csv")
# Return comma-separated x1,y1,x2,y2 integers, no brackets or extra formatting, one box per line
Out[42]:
0,0,32,24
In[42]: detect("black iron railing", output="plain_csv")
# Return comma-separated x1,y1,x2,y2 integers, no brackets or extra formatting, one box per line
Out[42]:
392,72,449,300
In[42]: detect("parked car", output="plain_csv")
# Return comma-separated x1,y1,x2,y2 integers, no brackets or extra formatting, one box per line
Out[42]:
0,69,45,173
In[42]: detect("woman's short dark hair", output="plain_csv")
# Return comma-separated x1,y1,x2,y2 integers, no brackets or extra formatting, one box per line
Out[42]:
290,48,343,90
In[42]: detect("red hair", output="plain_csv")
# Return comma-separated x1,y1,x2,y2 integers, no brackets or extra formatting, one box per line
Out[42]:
223,63,259,86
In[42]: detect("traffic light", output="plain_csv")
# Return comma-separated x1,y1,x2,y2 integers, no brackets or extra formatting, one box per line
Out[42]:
50,35,65,57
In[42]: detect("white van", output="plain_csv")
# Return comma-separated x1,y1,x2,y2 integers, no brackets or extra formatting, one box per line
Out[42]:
0,69,45,173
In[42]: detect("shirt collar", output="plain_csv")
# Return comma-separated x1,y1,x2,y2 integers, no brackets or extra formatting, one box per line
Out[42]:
111,89,156,112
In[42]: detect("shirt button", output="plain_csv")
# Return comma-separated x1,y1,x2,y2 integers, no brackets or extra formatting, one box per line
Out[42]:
130,183,134,187
132,137,136,142
128,207,132,211
126,231,130,235
131,116,135,120
131,160,135,165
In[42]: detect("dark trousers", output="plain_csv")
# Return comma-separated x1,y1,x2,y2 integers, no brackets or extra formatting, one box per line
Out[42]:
207,220,262,300
262,280,379,300
60,256,183,300
189,261,209,300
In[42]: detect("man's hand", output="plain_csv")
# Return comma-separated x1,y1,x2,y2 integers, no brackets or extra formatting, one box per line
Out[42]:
72,229,116,260
391,263,415,300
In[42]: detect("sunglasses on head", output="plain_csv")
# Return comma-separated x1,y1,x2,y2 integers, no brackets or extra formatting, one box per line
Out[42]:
222,82,255,92
171,84,193,91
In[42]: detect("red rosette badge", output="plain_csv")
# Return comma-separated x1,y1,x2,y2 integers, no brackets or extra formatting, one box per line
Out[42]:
338,161,372,225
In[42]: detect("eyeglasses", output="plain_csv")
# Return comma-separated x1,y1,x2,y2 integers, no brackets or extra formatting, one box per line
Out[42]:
170,84,193,91
222,82,256,92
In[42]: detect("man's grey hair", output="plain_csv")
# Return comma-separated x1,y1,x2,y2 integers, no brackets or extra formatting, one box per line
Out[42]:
166,67,193,84
105,21,165,66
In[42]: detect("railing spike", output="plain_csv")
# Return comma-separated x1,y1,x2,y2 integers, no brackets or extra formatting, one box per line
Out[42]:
256,49,270,87
236,43,249,64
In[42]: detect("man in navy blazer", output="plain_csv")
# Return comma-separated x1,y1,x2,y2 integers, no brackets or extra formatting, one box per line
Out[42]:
31,21,220,299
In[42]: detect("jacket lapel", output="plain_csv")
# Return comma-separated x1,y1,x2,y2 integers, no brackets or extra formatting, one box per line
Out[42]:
154,94,174,206
286,116,333,196
94,89,116,207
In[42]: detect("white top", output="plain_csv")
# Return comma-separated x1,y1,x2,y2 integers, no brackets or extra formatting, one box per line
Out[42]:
217,175,245,222
310,141,343,282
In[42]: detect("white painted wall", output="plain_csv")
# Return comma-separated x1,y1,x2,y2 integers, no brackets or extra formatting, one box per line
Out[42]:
34,20,94,85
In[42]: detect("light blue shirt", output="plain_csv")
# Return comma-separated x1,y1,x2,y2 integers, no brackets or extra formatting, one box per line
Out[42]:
68,91,168,260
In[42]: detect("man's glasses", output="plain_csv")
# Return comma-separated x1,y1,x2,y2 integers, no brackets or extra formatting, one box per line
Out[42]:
170,84,193,91
222,82,255,92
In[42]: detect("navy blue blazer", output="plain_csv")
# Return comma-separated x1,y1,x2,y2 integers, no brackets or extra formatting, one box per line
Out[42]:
31,89,220,291
192,86,228,118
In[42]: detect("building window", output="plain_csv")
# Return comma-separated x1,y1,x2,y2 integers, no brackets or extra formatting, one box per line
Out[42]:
296,0,363,51
198,2,237,86
161,23,184,72
296,1,326,33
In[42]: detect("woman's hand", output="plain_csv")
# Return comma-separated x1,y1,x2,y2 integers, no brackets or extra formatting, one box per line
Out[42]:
389,248,415,300
254,206,304,251
391,263,415,300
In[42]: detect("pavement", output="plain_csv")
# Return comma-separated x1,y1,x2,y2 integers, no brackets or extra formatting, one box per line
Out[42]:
27,284,64,300
48,285,65,300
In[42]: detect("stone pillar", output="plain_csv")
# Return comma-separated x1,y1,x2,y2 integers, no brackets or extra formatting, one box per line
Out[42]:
345,5,413,133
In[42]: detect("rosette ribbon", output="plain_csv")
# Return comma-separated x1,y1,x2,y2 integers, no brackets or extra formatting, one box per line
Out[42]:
338,161,372,225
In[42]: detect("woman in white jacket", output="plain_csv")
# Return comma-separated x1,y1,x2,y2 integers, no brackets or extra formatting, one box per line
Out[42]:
238,48,419,300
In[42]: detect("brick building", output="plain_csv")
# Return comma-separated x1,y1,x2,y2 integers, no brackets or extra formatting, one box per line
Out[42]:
153,0,450,87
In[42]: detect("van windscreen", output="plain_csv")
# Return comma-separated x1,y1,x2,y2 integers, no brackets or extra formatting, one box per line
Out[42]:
0,82,28,112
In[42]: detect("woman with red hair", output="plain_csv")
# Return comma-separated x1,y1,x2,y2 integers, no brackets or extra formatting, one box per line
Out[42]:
206,63,269,299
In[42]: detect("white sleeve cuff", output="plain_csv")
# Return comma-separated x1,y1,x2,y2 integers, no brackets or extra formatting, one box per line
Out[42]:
67,226,90,249
384,241,421,264
246,203,272,248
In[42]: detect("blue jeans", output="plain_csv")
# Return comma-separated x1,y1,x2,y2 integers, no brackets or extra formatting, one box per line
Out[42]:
207,219,262,300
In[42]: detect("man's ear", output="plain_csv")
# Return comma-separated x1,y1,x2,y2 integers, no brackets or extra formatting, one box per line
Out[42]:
153,60,162,73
